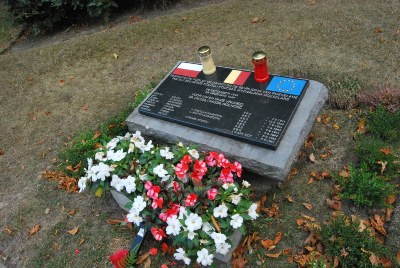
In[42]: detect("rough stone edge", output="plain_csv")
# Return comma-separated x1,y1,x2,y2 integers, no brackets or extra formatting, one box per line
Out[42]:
126,80,328,181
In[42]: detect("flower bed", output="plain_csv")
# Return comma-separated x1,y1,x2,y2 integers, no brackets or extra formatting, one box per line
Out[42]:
78,131,258,266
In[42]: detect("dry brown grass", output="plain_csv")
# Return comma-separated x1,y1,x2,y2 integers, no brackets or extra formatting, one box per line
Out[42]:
0,0,399,266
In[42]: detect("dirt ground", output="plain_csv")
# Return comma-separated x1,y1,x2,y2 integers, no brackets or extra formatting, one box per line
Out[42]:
0,0,399,267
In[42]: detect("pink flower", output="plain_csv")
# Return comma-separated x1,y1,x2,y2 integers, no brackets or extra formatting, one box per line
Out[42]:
206,188,218,200
152,197,164,209
175,162,188,179
159,204,180,222
172,181,181,192
161,264,169,268
144,181,153,190
217,154,230,168
151,227,167,241
230,161,242,177
205,155,216,167
145,181,161,199
219,168,234,184
185,193,197,206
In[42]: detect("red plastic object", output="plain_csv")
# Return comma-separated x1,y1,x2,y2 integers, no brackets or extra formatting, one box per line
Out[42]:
252,51,270,83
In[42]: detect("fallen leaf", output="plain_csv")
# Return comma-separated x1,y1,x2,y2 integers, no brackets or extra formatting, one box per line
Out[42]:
320,149,332,159
334,256,340,267
321,171,332,179
68,209,76,216
305,245,314,252
307,177,315,184
67,227,79,235
307,0,316,5
369,253,380,265
370,215,386,236
304,231,316,245
79,238,85,245
80,105,88,111
4,226,13,235
0,149,3,156
288,168,298,177
380,147,392,155
397,251,400,264
326,198,342,211
387,195,396,205
302,203,313,211
356,119,366,134
301,214,316,222
29,112,37,121
44,111,51,116
304,133,315,148
377,160,388,175
93,131,101,139
375,27,383,33
232,255,247,268
52,243,61,251
59,79,65,85
266,251,281,258
174,28,180,33
274,232,283,244
386,208,394,221
251,17,265,23
341,248,349,257
285,195,294,202
296,218,305,226
136,252,150,265
294,255,307,266
338,169,350,178
380,257,392,267
309,153,316,163
256,195,267,213
316,116,321,123
143,256,151,268
260,239,275,250
263,203,280,218
112,53,118,59
28,224,41,237
332,123,340,130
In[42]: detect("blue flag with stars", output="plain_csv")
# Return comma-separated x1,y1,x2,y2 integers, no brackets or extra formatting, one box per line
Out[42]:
266,76,307,96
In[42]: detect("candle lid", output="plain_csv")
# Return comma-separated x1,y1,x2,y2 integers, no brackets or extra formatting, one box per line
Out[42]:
198,46,211,57
252,51,267,62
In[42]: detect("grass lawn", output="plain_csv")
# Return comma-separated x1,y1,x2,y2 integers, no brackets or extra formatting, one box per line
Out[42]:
0,0,399,267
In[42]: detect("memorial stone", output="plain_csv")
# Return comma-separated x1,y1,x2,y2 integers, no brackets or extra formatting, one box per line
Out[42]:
127,61,328,181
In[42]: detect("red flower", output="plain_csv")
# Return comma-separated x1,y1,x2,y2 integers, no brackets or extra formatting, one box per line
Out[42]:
145,181,161,199
149,247,158,256
151,227,167,241
109,249,129,268
206,188,218,200
217,154,230,168
161,242,169,253
181,155,192,164
172,181,181,192
185,193,197,206
190,170,203,181
159,204,180,222
175,162,188,179
219,168,234,184
230,161,242,177
152,197,164,209
161,265,169,268
194,160,207,174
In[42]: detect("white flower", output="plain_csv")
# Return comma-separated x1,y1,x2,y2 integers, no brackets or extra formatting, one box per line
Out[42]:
166,216,182,236
139,174,149,181
153,164,168,178
188,231,196,240
196,248,213,266
230,214,243,229
95,151,106,161
242,180,251,188
210,232,227,244
110,175,124,191
127,213,143,226
185,213,202,232
174,248,191,265
248,203,259,220
160,147,174,159
144,140,154,151
78,177,88,192
231,194,242,205
85,158,95,178
179,206,187,219
107,149,126,162
178,142,184,147
202,222,214,234
123,175,136,194
222,183,234,190
130,196,147,215
106,137,120,150
216,242,231,255
130,131,144,143
128,143,135,153
213,203,228,218
93,162,111,181
188,148,199,159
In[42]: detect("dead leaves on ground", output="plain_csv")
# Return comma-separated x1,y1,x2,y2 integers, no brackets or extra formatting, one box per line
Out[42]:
42,170,79,193
67,227,80,235
28,224,41,237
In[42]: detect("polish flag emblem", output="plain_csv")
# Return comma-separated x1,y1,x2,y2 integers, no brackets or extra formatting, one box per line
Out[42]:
172,62,203,78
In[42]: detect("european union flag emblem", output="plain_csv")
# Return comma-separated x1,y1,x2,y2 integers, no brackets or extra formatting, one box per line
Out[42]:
266,76,307,96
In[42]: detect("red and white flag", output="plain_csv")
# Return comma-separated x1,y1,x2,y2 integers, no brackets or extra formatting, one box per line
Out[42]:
172,62,203,78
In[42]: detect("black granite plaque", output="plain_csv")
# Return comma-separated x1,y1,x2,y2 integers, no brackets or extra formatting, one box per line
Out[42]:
138,62,309,150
